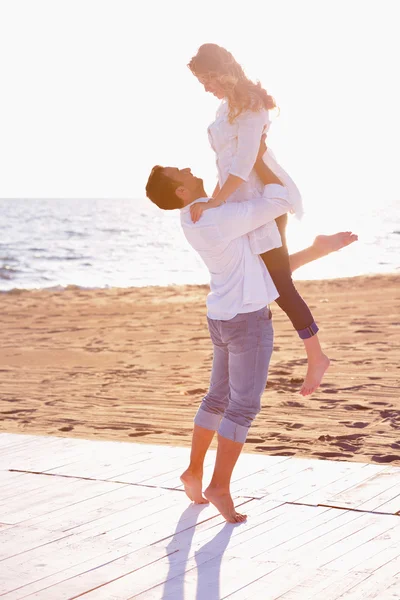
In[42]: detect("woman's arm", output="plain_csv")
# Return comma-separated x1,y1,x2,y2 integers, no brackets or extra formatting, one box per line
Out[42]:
211,174,245,204
190,112,269,222
212,109,269,204
212,182,221,197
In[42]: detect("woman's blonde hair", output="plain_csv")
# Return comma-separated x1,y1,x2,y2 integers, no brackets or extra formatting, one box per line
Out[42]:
188,43,277,123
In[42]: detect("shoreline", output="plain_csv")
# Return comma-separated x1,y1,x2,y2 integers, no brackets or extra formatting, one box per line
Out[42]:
1,270,399,295
1,273,399,465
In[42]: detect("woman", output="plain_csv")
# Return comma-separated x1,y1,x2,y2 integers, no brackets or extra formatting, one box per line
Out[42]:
188,43,354,396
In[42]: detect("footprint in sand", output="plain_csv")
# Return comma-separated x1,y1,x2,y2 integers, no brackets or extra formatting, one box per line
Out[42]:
313,451,353,459
339,421,370,429
372,454,400,463
271,451,296,456
343,404,372,411
186,388,207,396
59,426,74,432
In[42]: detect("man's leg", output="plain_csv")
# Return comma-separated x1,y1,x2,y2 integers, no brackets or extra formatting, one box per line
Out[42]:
204,307,273,523
180,319,230,503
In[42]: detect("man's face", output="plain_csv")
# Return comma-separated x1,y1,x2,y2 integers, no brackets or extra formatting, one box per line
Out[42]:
164,167,203,196
196,74,225,99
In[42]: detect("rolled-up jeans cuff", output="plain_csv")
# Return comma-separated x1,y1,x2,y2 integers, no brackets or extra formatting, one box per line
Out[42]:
194,407,222,431
218,417,249,444
297,321,319,340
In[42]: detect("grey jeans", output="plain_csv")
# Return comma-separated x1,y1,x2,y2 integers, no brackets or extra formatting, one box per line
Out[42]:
194,306,274,443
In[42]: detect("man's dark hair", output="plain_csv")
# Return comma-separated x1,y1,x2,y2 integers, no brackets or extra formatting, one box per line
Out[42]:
145,165,184,210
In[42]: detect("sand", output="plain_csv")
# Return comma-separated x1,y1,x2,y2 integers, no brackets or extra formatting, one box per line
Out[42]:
1,274,399,465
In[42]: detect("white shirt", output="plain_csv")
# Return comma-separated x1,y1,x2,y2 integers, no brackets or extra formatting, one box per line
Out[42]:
180,184,291,321
208,100,303,254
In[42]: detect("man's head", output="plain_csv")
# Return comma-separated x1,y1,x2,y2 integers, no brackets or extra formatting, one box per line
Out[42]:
145,166,206,210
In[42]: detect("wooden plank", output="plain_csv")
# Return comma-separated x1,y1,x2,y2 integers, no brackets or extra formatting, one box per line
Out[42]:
0,474,84,509
161,453,291,491
0,525,74,562
353,545,400,574
232,506,356,562
230,457,323,498
277,569,371,600
0,497,231,598
262,463,382,505
336,555,400,598
0,547,169,599
0,480,126,524
297,463,390,505
133,557,279,600
323,522,400,573
4,494,219,574
271,514,400,571
231,459,362,503
21,485,163,532
223,507,360,562
0,547,174,599
324,469,400,512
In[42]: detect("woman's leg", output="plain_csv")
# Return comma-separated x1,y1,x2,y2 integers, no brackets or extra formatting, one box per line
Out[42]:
261,214,329,395
289,232,358,273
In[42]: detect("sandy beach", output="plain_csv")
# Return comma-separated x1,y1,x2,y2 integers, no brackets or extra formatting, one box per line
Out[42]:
1,274,399,465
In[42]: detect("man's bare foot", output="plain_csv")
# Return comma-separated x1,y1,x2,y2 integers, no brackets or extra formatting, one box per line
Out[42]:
312,232,358,256
300,354,330,396
204,485,247,523
180,469,208,504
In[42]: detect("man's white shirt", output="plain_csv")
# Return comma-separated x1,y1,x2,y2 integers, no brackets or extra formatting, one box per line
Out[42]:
180,184,291,321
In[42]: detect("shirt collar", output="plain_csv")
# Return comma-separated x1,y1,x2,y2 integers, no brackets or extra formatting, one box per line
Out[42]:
180,197,209,215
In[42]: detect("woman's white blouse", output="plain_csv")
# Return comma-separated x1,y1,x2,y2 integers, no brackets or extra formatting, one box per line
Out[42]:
208,100,303,254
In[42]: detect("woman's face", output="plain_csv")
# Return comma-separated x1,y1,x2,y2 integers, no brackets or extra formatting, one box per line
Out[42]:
196,74,225,100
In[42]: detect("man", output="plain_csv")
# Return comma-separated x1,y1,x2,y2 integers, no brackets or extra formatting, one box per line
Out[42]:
145,139,357,523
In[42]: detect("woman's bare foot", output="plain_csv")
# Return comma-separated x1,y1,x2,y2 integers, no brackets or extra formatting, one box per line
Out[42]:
312,232,358,257
180,469,208,504
204,485,247,523
300,353,330,396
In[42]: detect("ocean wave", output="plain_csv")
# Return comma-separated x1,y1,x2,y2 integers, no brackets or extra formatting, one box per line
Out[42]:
0,267,18,280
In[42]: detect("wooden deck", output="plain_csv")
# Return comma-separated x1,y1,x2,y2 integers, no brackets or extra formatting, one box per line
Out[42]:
1,433,400,599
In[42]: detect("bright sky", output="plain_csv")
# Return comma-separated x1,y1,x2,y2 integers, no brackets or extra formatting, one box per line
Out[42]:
0,0,399,214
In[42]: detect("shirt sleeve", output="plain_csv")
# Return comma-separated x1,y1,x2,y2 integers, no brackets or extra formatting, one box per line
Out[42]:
216,186,291,242
229,109,270,182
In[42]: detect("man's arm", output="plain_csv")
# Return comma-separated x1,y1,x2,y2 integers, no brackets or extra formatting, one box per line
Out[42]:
216,190,290,242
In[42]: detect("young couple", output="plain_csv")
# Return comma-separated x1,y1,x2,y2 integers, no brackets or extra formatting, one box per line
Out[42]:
146,44,357,523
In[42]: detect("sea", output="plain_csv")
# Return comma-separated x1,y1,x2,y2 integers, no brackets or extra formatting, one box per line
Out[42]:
0,197,399,293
